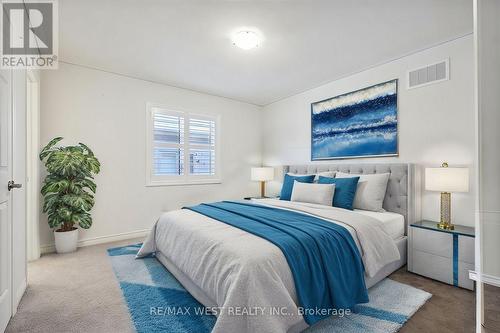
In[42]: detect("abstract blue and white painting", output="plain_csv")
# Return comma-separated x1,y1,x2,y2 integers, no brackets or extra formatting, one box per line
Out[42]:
311,80,398,160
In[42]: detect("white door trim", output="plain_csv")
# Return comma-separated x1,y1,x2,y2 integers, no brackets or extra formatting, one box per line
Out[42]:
472,1,483,330
26,70,40,262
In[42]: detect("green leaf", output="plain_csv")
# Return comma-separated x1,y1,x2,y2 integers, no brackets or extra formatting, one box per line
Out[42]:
39,137,63,160
72,178,97,193
45,150,89,177
73,212,92,229
61,193,94,211
57,206,73,220
42,192,61,213
47,212,63,229
41,178,71,195
85,155,101,174
79,142,94,156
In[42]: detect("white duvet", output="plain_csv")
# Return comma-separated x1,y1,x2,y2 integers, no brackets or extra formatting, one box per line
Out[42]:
137,199,400,333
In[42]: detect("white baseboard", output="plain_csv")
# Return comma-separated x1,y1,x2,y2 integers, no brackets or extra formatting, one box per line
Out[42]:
40,229,149,254
469,270,500,288
12,278,27,315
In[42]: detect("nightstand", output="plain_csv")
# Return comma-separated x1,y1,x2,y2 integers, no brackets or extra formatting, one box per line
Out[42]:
408,220,475,290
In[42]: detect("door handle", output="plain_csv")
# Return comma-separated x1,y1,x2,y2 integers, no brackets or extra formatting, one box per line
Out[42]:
7,180,22,191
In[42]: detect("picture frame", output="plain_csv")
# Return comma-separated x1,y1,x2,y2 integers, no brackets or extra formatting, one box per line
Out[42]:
311,79,398,160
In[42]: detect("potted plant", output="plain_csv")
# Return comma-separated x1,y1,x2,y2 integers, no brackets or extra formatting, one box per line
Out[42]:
39,137,101,253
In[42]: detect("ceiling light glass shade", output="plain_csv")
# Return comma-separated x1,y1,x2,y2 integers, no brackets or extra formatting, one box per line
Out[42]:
233,31,260,50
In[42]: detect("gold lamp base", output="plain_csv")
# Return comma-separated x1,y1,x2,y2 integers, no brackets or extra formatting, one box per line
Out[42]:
260,181,266,198
437,222,454,230
436,191,454,230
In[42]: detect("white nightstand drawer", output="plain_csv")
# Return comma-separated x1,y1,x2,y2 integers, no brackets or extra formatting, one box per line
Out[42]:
413,250,453,284
458,261,474,290
412,227,453,258
458,236,475,264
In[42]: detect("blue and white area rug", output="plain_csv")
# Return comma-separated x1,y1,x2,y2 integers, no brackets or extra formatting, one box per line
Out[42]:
108,243,431,333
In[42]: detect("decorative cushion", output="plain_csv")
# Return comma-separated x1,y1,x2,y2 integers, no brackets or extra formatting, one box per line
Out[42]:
290,181,335,206
317,176,360,210
280,174,315,201
335,172,390,212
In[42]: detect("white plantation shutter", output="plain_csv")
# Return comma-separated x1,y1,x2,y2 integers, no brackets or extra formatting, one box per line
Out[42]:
154,148,184,175
188,118,216,175
153,112,184,176
147,105,219,185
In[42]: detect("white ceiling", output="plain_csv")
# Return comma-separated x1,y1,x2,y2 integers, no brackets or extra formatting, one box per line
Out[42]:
59,0,472,106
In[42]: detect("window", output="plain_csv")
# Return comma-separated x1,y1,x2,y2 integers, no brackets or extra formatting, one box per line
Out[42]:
146,104,220,185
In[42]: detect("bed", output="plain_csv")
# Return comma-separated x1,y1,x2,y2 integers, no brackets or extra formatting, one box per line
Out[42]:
138,163,418,333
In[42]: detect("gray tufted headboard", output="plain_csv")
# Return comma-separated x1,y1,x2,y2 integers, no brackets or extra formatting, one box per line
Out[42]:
283,163,419,234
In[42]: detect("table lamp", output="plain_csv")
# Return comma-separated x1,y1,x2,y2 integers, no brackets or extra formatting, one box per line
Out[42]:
425,162,469,230
251,167,274,197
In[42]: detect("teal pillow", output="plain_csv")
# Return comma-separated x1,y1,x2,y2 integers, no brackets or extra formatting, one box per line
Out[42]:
280,174,315,201
318,176,360,210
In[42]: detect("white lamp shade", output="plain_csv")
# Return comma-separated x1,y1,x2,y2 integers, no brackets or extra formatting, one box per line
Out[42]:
251,167,274,181
425,167,469,192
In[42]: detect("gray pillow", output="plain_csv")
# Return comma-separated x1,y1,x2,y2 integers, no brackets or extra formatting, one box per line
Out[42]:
336,172,390,212
290,181,335,206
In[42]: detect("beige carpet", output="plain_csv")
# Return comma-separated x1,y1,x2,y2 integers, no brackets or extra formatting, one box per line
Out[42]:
6,238,476,333
6,238,142,333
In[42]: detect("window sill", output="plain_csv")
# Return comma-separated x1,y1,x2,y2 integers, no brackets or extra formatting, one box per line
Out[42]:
145,179,222,187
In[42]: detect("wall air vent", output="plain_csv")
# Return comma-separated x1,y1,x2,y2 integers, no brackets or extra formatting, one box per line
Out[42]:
407,59,449,89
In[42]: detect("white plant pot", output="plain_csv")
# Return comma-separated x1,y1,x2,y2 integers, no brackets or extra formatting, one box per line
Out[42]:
54,228,79,254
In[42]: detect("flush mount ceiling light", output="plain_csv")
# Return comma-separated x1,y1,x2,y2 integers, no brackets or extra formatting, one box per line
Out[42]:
232,30,260,50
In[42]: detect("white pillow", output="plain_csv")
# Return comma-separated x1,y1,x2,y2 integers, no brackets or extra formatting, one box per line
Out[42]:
290,181,335,206
336,172,390,212
288,171,336,182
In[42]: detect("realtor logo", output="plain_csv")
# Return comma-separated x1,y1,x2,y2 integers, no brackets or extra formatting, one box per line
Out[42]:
1,0,58,68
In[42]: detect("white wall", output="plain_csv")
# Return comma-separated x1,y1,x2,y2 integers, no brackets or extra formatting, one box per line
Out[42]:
262,36,475,227
39,63,262,248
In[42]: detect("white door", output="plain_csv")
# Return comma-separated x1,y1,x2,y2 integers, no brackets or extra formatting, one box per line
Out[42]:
0,69,12,332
